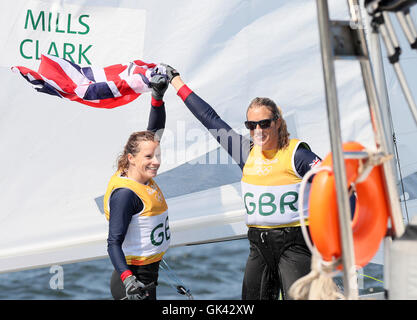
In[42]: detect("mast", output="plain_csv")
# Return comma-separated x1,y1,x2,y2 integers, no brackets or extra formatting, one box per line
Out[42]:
316,0,358,299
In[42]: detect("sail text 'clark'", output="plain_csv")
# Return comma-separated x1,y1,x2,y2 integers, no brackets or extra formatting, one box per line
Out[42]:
19,9,93,64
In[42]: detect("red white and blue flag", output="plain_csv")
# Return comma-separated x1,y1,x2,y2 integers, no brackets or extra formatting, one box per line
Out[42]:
309,156,321,169
12,54,164,109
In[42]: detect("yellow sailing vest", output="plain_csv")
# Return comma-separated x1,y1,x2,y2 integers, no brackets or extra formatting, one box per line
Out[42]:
241,139,310,228
104,171,169,265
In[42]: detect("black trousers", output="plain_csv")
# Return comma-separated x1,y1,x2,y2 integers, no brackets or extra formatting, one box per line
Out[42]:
242,227,311,300
110,261,160,300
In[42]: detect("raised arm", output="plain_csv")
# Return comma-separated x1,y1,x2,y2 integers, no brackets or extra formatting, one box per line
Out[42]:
167,68,251,170
147,75,168,139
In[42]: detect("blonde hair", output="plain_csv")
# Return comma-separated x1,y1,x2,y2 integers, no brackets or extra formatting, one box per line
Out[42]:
247,97,290,150
117,131,159,176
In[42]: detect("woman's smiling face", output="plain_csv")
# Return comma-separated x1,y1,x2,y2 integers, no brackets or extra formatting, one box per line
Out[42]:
128,140,161,184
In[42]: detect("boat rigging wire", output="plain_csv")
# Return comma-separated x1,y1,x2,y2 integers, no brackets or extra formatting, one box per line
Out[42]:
359,273,384,284
159,259,194,300
384,70,410,223
392,131,410,223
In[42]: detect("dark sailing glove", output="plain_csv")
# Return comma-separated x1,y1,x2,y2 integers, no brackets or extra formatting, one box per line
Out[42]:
150,74,168,101
161,64,180,83
123,275,147,300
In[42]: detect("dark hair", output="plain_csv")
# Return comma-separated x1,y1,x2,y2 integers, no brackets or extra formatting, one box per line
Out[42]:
247,97,290,150
117,131,159,176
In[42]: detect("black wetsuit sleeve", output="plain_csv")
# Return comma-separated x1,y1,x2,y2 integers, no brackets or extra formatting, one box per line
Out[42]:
293,143,322,178
178,87,251,170
107,188,144,275
147,100,166,139
295,144,356,216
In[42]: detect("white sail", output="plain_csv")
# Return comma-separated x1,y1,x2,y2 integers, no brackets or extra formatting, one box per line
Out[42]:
0,0,383,275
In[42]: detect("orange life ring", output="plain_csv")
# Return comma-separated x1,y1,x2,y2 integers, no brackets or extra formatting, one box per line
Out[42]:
309,141,389,268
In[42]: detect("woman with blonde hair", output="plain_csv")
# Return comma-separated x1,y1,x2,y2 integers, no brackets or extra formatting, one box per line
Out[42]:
162,65,322,300
104,75,169,300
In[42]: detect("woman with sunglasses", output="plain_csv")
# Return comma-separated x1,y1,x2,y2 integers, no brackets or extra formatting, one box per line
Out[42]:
162,65,321,300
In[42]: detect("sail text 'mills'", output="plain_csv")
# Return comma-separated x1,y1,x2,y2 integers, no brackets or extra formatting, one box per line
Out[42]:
20,9,93,64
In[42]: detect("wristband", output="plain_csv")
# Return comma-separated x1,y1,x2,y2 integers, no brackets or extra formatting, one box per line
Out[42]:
177,84,192,101
120,269,133,282
151,96,164,107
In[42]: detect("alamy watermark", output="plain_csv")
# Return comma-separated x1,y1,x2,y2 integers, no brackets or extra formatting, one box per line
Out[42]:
49,265,64,290
149,122,249,166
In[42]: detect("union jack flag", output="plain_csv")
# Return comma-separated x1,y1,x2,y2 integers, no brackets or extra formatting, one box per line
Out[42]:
309,156,321,168
12,54,164,109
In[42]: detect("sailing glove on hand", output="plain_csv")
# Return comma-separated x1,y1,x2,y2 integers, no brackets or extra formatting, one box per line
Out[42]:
150,74,168,101
123,275,147,300
161,64,180,83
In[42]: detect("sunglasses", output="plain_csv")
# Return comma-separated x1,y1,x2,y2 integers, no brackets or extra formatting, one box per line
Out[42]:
244,114,279,130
